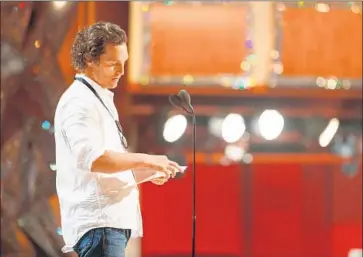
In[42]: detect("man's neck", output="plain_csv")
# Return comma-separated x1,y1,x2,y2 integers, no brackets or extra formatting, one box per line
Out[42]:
82,70,105,89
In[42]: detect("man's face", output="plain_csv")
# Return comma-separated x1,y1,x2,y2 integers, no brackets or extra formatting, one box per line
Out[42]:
90,43,128,89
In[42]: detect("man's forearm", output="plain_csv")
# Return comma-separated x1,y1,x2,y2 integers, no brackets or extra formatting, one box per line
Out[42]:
91,150,147,173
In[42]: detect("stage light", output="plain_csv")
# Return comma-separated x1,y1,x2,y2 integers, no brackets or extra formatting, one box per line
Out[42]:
224,145,245,162
1,42,25,80
56,227,62,236
326,77,338,90
34,40,41,48
319,118,339,147
163,115,187,143
242,153,253,164
221,113,246,143
333,134,359,177
53,1,67,10
348,248,362,257
258,109,284,140
208,117,223,137
315,3,330,13
41,120,51,130
49,163,57,171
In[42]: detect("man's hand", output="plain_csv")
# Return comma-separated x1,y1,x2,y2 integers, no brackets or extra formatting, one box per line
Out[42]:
151,177,169,186
142,155,182,179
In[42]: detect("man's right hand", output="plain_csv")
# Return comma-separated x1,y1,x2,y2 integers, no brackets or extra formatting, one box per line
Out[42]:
142,155,182,178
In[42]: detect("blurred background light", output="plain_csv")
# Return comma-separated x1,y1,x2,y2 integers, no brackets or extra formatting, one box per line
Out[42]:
224,144,245,162
319,118,340,147
163,114,187,143
41,120,51,130
53,1,67,10
221,113,246,143
258,109,284,140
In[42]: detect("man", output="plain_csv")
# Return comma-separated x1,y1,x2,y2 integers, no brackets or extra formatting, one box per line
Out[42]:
54,21,181,257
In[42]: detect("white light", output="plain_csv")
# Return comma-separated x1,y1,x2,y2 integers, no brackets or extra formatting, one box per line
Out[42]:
342,80,351,90
348,249,362,257
221,113,246,143
276,3,286,12
56,227,63,236
208,117,223,137
316,77,326,87
163,115,187,143
258,110,284,140
49,163,57,171
53,1,67,10
315,3,330,13
273,62,284,75
327,77,338,90
319,118,339,147
224,145,245,162
351,4,361,14
242,153,253,164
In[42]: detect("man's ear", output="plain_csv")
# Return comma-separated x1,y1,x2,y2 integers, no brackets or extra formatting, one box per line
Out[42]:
87,61,96,67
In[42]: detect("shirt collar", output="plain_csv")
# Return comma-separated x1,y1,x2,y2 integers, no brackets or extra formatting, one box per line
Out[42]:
75,73,114,99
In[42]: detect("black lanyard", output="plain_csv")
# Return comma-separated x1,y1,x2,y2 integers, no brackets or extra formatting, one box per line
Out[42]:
75,76,128,149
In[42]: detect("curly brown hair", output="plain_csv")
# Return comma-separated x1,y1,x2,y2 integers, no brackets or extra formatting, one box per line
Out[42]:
71,21,127,71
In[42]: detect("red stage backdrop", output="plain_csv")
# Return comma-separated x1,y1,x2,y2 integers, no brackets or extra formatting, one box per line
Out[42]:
140,163,362,257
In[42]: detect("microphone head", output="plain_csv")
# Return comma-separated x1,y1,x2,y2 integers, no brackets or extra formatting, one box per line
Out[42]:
169,89,194,116
178,89,191,105
169,94,183,108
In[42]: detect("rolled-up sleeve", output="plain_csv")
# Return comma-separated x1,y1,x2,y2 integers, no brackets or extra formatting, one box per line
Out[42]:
60,98,105,171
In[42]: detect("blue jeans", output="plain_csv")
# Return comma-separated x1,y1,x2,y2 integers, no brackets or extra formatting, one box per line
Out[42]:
73,227,131,257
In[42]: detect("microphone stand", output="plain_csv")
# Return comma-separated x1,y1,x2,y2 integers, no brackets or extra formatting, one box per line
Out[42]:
191,114,196,257
169,93,197,257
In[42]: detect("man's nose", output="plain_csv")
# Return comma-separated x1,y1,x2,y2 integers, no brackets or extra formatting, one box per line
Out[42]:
115,64,124,75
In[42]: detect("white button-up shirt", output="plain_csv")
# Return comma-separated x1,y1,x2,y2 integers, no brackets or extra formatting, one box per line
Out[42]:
54,74,142,253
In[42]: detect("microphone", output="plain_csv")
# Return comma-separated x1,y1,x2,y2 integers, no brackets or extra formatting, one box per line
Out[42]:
169,89,197,257
169,90,194,115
